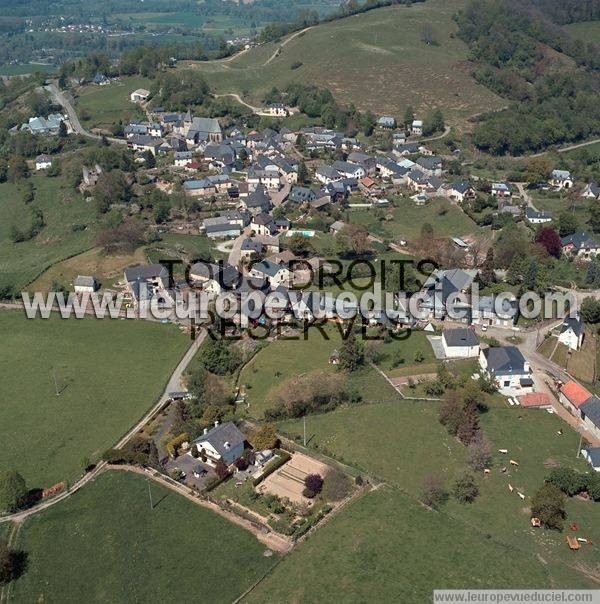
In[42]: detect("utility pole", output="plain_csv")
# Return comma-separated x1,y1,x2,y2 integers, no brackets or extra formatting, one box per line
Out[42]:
303,416,306,447
576,433,583,458
147,478,154,510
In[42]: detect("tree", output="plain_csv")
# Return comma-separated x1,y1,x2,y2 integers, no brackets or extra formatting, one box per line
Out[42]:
525,157,552,184
287,233,313,257
580,297,600,324
589,199,600,233
142,149,156,168
535,227,561,258
453,472,479,503
422,109,444,136
480,248,496,286
251,423,279,450
58,120,68,138
335,224,371,258
338,331,364,372
0,471,28,513
420,474,448,508
404,106,415,130
95,219,146,254
0,538,27,585
297,160,309,184
303,473,323,498
558,212,578,237
545,467,586,497
7,156,28,183
467,436,492,471
531,483,566,530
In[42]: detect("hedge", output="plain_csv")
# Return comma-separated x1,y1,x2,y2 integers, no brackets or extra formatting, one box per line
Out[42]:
252,449,291,486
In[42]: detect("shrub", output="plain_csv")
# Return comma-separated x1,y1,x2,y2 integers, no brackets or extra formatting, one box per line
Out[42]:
546,467,586,497
304,474,324,495
531,483,566,530
322,468,352,502
233,457,248,471
420,474,448,508
453,472,479,503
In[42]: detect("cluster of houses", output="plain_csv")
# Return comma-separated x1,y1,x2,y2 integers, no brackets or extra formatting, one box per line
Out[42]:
20,113,66,135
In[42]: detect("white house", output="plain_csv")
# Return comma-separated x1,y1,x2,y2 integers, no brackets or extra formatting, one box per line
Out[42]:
550,169,573,190
73,275,98,293
479,346,532,394
582,183,600,200
265,103,288,117
557,316,584,351
561,231,600,260
130,88,150,103
35,154,52,170
491,183,511,198
525,207,552,224
411,120,423,136
190,421,245,467
441,328,480,358
579,396,600,440
249,260,291,288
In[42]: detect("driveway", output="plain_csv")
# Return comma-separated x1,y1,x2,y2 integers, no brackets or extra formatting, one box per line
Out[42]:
166,453,216,490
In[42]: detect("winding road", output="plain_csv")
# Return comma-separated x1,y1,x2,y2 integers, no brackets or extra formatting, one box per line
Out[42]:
44,81,126,145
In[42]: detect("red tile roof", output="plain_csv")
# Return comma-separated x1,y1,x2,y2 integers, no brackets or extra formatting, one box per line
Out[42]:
519,393,552,408
360,176,376,188
560,381,592,408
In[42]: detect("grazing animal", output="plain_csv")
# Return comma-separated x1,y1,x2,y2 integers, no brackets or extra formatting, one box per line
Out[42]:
508,484,514,492
510,459,519,466
498,449,508,454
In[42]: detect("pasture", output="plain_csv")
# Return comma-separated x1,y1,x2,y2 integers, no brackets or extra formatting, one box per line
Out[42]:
185,0,503,126
0,311,188,487
75,76,151,131
10,471,277,603
565,21,600,43
0,175,97,292
238,324,402,419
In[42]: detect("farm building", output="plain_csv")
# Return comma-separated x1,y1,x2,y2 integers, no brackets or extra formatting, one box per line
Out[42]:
441,328,480,358
559,381,592,417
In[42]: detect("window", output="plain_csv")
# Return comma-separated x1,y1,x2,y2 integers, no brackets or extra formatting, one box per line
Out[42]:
503,380,510,387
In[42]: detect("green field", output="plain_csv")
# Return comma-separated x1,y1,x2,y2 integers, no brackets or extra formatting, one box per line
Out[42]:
76,76,151,131
348,197,482,243
185,0,503,125
239,324,402,418
565,21,600,43
10,471,277,603
0,63,55,76
0,311,188,487
0,175,97,291
248,488,598,603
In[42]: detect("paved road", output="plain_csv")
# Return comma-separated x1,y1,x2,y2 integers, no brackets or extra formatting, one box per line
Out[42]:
228,226,251,267
45,81,126,145
0,331,205,524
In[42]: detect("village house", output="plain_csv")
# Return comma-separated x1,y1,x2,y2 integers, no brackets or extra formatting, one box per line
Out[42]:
183,174,231,197
265,103,288,117
582,183,600,200
561,231,600,260
190,421,246,467
21,113,65,135
130,88,150,103
332,160,366,180
250,212,277,236
491,182,511,198
73,275,98,293
479,346,532,394
329,220,346,235
239,186,272,215
415,156,442,176
443,181,475,203
471,296,519,329
525,207,553,224
441,328,480,358
123,264,171,310
93,73,109,85
128,134,162,156
315,165,342,185
377,116,396,129
173,150,193,167
411,120,423,136
579,396,600,440
249,260,291,288
247,167,281,190
289,186,317,204
550,169,574,190
557,315,584,351
202,216,242,239
559,381,592,417
189,262,240,294
240,237,264,259
35,154,52,170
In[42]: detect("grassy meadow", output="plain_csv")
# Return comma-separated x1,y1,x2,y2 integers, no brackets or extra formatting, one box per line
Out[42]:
0,311,188,487
184,0,503,125
10,471,277,603
0,175,97,291
565,21,600,43
75,76,151,131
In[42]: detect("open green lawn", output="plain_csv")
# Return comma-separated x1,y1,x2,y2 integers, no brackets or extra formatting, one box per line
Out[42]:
11,471,277,603
275,397,600,590
565,21,600,43
76,76,151,131
0,311,188,487
184,0,503,125
248,488,597,603
279,399,466,491
239,324,402,418
347,197,482,243
0,175,97,291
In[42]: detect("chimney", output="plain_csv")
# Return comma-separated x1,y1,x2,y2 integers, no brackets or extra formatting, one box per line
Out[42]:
224,441,230,450
214,420,219,427
203,428,209,435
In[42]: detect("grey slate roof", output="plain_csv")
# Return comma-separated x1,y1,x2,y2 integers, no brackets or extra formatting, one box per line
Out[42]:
561,231,600,250
194,422,245,457
124,264,168,283
483,346,527,376
561,316,583,337
443,328,479,348
580,396,600,428
585,447,600,468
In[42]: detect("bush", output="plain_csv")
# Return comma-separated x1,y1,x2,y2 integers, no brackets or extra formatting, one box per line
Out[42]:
420,474,448,508
531,483,566,530
546,467,586,497
322,468,352,502
233,457,248,471
304,474,324,495
453,472,479,503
